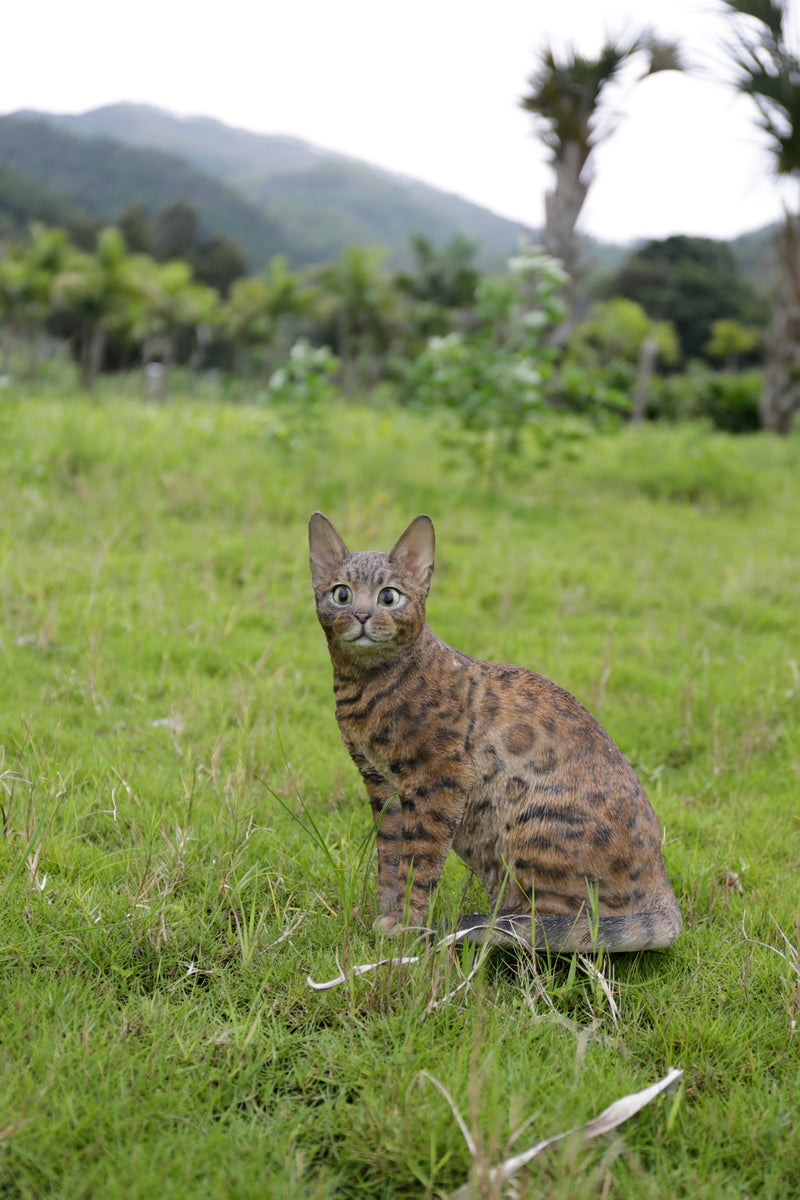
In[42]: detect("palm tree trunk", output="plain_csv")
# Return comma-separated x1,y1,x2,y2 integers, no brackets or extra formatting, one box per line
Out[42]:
543,143,588,342
761,216,800,434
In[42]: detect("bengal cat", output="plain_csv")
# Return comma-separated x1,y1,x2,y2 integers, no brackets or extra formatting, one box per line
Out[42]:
309,512,681,952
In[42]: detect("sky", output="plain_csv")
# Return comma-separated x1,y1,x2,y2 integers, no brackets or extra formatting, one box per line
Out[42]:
2,0,798,244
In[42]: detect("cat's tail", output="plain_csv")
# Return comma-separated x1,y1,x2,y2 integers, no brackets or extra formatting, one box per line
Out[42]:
452,905,682,953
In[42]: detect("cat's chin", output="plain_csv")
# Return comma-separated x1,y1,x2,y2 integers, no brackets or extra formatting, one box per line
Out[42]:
336,633,400,662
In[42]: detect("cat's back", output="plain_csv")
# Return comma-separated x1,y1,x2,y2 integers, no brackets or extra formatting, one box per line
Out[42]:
448,655,671,920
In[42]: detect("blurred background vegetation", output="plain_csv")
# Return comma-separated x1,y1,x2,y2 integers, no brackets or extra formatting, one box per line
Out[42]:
1,3,798,440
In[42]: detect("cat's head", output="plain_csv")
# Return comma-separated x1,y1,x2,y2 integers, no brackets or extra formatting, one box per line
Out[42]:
309,513,434,662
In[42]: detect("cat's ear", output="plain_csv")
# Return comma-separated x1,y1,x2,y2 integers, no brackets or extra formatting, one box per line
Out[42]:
389,515,435,593
309,512,349,588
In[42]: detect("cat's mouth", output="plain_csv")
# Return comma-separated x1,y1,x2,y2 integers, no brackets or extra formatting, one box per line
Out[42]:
343,625,387,649
344,630,377,646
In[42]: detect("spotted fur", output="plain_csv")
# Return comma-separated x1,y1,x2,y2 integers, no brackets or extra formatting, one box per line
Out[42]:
309,512,681,952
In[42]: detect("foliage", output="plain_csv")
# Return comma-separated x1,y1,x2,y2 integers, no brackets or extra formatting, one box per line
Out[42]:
571,297,679,367
314,246,398,386
402,245,581,472
53,227,146,388
722,0,800,176
606,235,762,359
267,338,339,401
149,200,249,295
721,0,800,432
133,256,220,380
705,317,760,368
0,222,70,330
647,363,763,432
259,339,341,444
1,390,799,1198
222,257,313,378
396,233,479,307
391,234,482,353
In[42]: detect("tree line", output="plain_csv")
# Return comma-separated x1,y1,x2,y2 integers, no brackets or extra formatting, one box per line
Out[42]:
0,212,765,397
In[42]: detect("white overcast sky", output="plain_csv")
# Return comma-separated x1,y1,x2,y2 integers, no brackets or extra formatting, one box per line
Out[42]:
3,0,799,243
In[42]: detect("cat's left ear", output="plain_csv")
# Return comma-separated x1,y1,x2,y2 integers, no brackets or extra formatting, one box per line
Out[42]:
389,515,435,594
309,512,349,589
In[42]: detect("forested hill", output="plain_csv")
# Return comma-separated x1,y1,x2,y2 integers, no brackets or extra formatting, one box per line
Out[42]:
0,105,531,269
0,160,97,246
0,115,290,268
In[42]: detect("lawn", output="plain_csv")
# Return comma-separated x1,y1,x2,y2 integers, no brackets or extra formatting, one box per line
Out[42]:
0,384,798,1198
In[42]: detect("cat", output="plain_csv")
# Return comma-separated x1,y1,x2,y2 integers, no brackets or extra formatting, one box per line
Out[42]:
308,512,682,953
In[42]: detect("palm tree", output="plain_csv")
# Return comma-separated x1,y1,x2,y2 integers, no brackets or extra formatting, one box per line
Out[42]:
134,257,220,392
54,227,142,390
394,234,480,344
721,0,800,432
0,223,71,376
222,256,311,380
315,247,397,390
521,34,682,328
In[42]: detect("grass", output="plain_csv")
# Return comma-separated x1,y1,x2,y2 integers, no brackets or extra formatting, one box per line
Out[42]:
1,377,799,1198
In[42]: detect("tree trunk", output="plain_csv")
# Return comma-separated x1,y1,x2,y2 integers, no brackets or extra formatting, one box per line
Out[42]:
631,335,658,423
81,326,106,391
0,324,13,377
543,142,589,341
761,215,800,435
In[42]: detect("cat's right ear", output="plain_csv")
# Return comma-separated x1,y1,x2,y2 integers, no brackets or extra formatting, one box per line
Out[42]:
309,512,349,588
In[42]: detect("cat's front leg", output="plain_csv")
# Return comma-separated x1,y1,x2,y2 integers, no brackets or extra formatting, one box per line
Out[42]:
374,784,466,935
359,775,402,916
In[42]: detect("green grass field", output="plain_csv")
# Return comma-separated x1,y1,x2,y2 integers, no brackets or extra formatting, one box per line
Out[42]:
1,384,798,1198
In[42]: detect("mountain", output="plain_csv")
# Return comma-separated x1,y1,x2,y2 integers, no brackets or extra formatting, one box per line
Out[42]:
0,103,780,286
4,104,531,269
19,103,327,180
729,222,779,287
0,114,288,268
0,160,97,245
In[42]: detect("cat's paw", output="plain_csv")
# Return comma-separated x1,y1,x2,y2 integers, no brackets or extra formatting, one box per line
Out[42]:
373,912,437,939
372,913,402,936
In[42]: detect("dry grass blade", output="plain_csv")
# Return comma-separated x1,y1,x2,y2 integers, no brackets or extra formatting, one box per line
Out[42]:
307,953,422,990
447,1067,683,1200
426,938,493,1013
264,912,307,950
419,1070,477,1157
306,928,467,991
578,953,620,1026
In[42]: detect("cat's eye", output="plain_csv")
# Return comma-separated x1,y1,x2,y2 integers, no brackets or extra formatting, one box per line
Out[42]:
377,587,402,607
331,584,352,605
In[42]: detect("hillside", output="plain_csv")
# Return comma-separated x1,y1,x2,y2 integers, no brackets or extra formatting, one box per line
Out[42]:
21,103,327,180
6,104,530,268
239,159,531,267
0,161,97,245
0,103,780,283
0,115,288,268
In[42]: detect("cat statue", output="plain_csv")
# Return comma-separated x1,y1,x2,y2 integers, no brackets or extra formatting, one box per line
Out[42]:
309,512,681,952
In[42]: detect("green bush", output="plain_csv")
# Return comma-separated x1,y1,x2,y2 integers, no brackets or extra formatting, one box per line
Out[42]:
648,365,762,432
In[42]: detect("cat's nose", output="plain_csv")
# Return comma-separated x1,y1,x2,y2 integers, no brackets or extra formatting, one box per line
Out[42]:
353,611,371,624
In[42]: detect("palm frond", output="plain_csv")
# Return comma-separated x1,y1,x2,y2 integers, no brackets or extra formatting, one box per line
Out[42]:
723,0,800,174
721,0,786,39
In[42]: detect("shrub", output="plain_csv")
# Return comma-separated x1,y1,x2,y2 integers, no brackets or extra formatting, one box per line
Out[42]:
647,365,762,432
